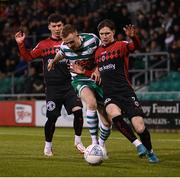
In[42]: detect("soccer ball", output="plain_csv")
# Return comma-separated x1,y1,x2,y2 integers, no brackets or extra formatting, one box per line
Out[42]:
84,144,104,165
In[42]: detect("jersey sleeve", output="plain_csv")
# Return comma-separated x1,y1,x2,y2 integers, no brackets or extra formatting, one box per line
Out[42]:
17,42,42,61
92,34,101,47
126,35,141,53
58,43,65,56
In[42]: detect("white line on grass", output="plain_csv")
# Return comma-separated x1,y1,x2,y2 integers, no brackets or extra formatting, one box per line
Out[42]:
0,132,180,142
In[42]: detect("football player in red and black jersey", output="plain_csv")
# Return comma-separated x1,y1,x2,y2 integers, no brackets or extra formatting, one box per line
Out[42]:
94,19,159,163
15,13,85,156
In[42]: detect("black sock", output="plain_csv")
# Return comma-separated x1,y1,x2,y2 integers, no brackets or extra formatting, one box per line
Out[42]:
112,115,137,143
73,109,83,136
137,128,152,151
44,118,56,142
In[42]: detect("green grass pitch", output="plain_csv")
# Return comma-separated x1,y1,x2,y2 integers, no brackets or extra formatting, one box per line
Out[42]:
0,126,180,177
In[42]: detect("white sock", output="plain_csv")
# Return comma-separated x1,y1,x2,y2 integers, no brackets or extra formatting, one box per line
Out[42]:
74,135,81,145
86,109,98,144
132,139,142,147
45,141,52,148
98,138,105,147
99,123,111,147
91,135,98,145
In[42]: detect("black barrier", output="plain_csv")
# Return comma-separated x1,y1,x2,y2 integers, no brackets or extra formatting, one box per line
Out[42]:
141,101,180,129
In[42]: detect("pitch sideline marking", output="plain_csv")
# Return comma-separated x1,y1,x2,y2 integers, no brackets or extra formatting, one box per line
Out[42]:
0,132,180,142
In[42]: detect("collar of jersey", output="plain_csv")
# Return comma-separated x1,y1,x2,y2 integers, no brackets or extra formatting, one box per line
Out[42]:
102,40,116,48
50,37,62,41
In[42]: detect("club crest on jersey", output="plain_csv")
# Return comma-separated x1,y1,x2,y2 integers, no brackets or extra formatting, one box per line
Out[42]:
87,47,93,54
55,48,60,54
47,101,56,111
101,55,106,62
101,51,106,62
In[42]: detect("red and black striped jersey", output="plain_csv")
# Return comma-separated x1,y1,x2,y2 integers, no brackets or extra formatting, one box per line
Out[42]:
95,36,140,96
17,37,71,88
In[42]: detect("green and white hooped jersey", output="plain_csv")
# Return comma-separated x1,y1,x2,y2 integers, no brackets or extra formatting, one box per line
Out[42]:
58,33,101,82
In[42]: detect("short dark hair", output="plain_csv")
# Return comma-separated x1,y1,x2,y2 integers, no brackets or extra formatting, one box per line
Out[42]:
48,13,64,24
97,19,115,32
61,24,77,38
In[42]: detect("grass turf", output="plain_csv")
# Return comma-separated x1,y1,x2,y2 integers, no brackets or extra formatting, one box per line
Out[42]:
0,126,180,177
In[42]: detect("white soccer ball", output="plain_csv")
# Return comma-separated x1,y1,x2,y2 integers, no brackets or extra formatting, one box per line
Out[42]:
84,144,104,165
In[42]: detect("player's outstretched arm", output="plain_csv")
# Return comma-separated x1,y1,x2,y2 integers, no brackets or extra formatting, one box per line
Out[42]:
15,30,36,61
123,24,141,51
69,63,85,74
47,52,64,71
69,63,100,83
91,67,101,85
123,24,136,38
15,30,25,44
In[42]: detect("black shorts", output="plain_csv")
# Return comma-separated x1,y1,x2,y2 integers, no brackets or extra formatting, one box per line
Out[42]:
104,94,144,120
46,86,82,118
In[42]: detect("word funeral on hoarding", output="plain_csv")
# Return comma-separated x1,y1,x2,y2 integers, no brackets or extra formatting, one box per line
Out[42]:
141,101,180,129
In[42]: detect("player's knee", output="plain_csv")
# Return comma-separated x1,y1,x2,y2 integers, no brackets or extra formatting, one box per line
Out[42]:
86,102,97,110
106,104,121,120
101,119,111,128
135,125,145,134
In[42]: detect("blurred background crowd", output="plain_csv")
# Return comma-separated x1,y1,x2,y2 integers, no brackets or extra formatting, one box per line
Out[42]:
0,0,179,95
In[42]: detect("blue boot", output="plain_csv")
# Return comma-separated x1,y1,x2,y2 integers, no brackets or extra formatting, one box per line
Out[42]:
137,144,147,158
147,150,159,163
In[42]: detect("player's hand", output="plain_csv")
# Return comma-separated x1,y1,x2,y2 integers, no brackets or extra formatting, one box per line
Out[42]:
91,67,101,85
47,60,55,71
15,30,25,44
69,63,85,74
123,24,136,38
